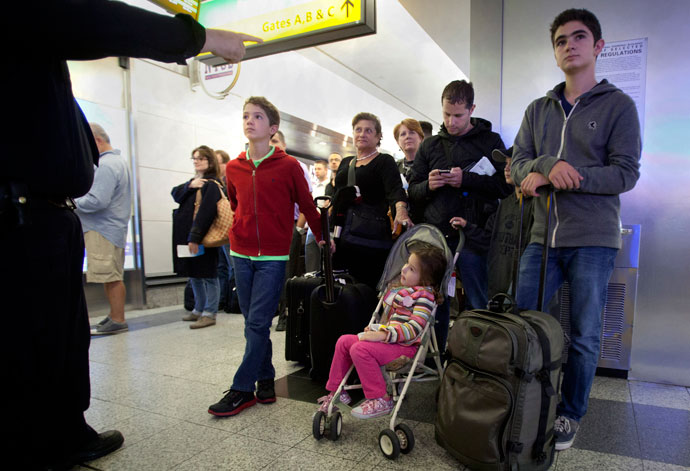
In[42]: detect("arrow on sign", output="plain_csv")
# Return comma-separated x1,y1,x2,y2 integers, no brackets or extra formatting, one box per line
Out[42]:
341,0,354,17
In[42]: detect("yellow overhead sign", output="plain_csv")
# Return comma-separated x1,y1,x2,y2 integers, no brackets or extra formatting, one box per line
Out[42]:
215,0,362,43
197,0,374,63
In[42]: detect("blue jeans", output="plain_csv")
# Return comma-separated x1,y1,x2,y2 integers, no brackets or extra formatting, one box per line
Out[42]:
516,243,617,422
231,257,287,392
189,277,219,317
457,247,488,310
217,244,234,306
434,246,488,353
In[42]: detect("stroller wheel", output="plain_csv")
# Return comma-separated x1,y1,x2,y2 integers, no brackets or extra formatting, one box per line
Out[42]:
312,411,326,440
379,429,400,460
328,411,342,441
395,423,415,454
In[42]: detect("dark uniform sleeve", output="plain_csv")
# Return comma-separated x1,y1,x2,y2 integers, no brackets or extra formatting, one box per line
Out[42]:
45,0,206,64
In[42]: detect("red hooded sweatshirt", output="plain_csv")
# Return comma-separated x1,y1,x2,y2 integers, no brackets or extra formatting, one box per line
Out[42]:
226,148,323,257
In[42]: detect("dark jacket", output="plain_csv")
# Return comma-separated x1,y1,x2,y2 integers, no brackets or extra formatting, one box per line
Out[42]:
487,192,534,297
511,80,641,249
171,177,222,278
408,119,511,247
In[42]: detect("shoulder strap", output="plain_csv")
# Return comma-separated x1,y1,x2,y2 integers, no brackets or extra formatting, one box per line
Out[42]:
207,179,228,200
347,156,357,187
530,321,557,464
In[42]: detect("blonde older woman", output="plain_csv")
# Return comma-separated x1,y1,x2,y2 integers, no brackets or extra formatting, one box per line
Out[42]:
393,118,424,185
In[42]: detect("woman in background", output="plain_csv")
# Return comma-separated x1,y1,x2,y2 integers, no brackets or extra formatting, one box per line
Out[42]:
394,118,424,186
172,145,223,329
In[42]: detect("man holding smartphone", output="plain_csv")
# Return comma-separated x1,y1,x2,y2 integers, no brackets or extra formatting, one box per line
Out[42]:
408,80,511,352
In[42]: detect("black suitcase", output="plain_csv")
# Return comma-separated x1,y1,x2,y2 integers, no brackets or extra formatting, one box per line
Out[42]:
308,196,378,381
285,273,323,363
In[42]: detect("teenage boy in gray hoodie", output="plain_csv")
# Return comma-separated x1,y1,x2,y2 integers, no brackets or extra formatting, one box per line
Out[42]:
511,9,641,451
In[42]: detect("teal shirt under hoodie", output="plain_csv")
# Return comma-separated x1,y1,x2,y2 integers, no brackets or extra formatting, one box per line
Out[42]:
511,79,641,250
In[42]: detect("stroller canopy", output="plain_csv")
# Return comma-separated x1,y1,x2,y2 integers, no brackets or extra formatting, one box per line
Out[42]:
376,224,461,294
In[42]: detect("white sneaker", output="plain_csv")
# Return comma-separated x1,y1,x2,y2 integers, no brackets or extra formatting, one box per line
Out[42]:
351,397,394,419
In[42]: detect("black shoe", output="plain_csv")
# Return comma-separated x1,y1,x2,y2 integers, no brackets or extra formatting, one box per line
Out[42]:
256,378,276,404
208,389,256,417
275,312,287,332
72,430,124,463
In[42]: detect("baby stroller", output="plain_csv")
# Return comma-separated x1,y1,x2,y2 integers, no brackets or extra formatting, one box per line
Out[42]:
312,223,460,460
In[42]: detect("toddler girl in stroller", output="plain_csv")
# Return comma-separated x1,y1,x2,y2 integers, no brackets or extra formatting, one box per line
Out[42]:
316,242,447,419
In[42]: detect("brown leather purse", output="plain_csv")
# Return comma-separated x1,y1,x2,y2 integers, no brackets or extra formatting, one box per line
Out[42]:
193,180,233,248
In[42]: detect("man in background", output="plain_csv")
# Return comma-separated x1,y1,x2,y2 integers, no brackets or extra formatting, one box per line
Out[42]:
408,79,510,352
420,120,433,140
325,152,342,197
75,123,132,335
305,160,329,272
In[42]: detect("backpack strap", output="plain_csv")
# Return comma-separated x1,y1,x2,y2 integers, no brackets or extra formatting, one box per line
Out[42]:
530,322,557,463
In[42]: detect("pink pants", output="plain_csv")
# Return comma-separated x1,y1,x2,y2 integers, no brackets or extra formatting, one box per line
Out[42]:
326,334,419,399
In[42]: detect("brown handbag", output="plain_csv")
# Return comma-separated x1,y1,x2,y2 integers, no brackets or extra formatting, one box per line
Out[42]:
193,180,233,248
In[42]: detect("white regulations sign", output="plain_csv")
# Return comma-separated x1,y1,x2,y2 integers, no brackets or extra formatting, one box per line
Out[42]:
595,38,648,133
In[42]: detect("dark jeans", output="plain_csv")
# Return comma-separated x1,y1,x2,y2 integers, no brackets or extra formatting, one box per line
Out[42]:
217,244,234,306
1,207,97,467
231,257,287,392
516,243,617,421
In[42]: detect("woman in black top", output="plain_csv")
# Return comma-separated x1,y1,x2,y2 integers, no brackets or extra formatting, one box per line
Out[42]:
172,145,223,329
332,112,413,289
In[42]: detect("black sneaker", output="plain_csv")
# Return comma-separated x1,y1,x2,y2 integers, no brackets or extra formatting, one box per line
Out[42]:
256,378,276,404
275,312,287,332
554,415,579,450
208,389,256,417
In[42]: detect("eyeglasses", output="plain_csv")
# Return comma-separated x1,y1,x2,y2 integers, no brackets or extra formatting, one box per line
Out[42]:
190,157,207,162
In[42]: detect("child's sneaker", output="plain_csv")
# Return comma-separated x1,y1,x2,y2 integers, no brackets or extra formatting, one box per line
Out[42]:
208,389,256,417
351,396,394,419
316,390,352,413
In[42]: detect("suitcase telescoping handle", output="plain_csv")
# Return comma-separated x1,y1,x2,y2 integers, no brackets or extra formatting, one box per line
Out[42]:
491,187,553,315
510,188,553,312
314,195,335,303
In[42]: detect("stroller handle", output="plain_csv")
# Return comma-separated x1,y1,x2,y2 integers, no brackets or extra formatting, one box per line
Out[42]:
453,228,465,265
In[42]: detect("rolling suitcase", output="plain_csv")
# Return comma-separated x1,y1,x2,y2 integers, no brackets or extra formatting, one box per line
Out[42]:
308,196,377,381
436,192,564,471
285,273,323,363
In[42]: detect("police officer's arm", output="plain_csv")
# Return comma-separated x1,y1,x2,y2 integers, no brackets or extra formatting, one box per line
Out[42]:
48,0,260,65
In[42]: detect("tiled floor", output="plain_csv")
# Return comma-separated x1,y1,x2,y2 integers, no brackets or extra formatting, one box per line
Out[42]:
77,306,690,470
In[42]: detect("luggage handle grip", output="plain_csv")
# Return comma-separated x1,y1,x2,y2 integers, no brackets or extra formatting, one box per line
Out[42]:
315,195,335,302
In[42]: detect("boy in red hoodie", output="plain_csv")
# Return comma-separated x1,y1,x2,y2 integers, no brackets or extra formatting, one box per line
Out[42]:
209,96,325,416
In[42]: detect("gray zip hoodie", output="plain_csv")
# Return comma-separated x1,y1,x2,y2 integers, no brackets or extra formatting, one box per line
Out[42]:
511,80,641,249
